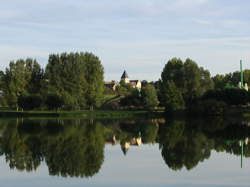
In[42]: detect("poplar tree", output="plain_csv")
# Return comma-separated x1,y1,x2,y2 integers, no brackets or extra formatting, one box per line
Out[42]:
83,53,104,110
1,59,43,107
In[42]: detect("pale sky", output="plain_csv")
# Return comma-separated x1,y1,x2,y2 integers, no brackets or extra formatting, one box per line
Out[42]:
1,0,250,81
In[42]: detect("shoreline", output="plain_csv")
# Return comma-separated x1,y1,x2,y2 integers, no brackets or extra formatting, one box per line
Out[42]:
0,110,164,119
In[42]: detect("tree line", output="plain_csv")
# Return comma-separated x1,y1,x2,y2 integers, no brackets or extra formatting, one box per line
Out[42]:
117,57,250,114
0,52,104,110
0,53,249,112
157,58,250,115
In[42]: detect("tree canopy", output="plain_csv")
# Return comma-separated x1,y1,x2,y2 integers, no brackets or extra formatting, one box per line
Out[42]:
0,52,104,110
160,58,214,110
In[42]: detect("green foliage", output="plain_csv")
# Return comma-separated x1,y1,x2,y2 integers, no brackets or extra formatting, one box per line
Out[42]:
120,88,142,107
83,53,104,109
160,58,214,111
17,95,43,110
1,59,43,107
45,53,87,108
140,121,159,143
116,81,134,96
45,94,64,110
0,52,104,110
141,84,159,110
159,120,213,171
160,81,184,112
212,74,227,89
0,118,250,175
45,52,104,109
188,99,227,116
0,119,105,177
212,69,250,89
202,88,248,105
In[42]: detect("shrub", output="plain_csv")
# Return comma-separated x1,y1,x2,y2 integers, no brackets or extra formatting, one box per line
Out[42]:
202,88,248,105
18,95,42,110
188,99,227,116
45,94,64,110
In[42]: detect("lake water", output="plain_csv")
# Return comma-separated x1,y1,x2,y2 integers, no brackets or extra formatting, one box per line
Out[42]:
0,117,249,187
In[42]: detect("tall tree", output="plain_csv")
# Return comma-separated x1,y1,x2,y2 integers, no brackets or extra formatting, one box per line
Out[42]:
45,53,86,108
161,58,184,90
160,81,184,112
160,58,213,109
141,84,159,110
83,53,104,109
1,59,43,107
45,52,104,109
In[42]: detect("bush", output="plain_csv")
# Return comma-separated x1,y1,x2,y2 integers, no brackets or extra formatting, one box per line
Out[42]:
141,85,159,110
120,89,142,107
188,99,227,116
202,88,248,105
45,94,64,110
18,95,43,110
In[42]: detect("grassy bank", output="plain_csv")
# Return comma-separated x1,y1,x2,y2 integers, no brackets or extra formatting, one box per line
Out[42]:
0,110,164,119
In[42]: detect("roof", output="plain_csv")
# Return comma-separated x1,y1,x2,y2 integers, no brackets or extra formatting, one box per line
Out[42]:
104,81,116,85
129,80,140,86
130,80,139,83
104,81,117,88
121,70,129,79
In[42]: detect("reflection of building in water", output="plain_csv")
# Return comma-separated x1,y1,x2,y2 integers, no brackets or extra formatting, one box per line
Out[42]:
121,137,142,155
245,137,248,145
106,136,119,145
121,142,130,155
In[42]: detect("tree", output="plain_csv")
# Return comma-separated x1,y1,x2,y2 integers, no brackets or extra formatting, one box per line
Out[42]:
116,80,134,96
45,52,104,110
1,59,43,107
45,53,87,109
161,58,184,90
83,53,104,109
141,84,159,110
45,94,64,110
212,74,226,89
120,88,142,107
160,58,214,109
18,95,43,110
25,58,44,94
160,81,184,112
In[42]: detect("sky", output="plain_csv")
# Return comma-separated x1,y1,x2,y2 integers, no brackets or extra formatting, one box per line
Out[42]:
1,0,250,81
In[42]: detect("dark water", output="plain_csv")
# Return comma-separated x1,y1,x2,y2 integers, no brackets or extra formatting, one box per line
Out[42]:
0,117,249,186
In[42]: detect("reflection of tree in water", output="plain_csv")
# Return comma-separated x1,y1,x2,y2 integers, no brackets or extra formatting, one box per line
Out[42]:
0,117,250,176
44,121,105,178
0,119,43,172
159,118,250,171
0,119,105,178
159,120,212,170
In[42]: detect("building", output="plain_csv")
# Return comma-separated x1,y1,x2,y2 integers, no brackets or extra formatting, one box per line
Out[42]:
121,70,130,83
104,71,141,91
104,81,118,91
121,70,141,90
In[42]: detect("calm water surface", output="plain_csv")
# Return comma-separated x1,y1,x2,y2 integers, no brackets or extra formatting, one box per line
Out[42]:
0,118,249,187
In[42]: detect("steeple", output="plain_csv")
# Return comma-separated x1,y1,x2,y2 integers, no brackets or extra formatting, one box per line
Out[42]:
121,70,129,79
121,70,129,83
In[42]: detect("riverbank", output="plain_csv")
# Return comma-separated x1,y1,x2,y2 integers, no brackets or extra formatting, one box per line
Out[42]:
0,110,164,119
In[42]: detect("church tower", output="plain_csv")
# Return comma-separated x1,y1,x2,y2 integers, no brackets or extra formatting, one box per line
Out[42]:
121,70,129,83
